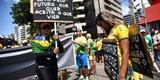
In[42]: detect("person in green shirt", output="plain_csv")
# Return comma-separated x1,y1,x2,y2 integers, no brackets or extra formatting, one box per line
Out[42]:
140,29,160,76
86,33,96,74
140,29,153,49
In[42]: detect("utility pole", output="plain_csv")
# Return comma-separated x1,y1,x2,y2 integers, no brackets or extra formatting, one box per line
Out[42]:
129,0,136,24
98,0,101,12
140,0,150,34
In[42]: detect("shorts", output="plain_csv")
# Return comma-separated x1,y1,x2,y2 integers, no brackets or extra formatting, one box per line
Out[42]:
76,53,88,68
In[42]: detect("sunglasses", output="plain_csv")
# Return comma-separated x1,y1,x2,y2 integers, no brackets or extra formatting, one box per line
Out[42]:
41,26,51,30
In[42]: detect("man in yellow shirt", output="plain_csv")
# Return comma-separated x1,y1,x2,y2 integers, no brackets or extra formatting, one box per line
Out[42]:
95,38,103,63
73,29,89,80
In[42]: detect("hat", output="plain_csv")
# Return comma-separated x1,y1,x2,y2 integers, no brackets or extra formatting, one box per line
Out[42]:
77,28,82,32
140,29,146,33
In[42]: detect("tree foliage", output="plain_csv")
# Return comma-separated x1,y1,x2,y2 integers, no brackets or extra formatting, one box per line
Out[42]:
10,0,40,36
11,0,33,25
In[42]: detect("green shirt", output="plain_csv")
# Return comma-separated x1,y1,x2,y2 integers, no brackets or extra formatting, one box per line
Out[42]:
144,34,153,49
75,36,87,53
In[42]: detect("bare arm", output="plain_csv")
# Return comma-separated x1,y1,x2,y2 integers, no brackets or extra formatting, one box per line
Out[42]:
73,40,86,48
119,39,129,80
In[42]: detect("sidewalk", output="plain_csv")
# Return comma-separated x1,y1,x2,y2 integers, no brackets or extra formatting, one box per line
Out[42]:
65,62,109,80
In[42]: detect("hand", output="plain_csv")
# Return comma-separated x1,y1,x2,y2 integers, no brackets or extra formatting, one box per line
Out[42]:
72,40,76,44
53,35,59,40
53,47,59,54
158,41,160,44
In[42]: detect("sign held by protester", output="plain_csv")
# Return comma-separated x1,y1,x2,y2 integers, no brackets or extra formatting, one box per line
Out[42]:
103,39,118,80
129,24,153,78
31,0,73,22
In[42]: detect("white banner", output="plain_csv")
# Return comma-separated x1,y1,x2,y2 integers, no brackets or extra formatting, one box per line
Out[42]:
0,35,76,80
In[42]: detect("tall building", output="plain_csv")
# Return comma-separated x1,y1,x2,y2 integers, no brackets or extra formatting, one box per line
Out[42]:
14,25,30,44
64,0,123,37
132,0,150,10
94,0,123,33
95,0,123,22
64,0,86,34
139,0,160,31
123,9,141,26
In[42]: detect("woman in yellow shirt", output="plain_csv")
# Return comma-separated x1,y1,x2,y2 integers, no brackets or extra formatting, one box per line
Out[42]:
96,11,129,80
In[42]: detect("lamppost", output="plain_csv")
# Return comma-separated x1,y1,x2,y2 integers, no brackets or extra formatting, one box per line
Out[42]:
140,0,150,34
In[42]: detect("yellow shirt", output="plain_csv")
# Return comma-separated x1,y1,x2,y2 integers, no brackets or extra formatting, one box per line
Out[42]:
75,36,87,53
106,24,129,66
0,44,3,49
96,39,102,51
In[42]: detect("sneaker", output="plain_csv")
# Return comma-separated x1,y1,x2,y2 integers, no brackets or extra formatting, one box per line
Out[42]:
79,75,84,80
85,77,89,80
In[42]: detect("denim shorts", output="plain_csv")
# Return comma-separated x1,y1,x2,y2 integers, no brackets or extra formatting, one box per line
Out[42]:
76,53,88,67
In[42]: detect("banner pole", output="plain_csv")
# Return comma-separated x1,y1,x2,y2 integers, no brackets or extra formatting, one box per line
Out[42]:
54,22,58,47
54,22,58,58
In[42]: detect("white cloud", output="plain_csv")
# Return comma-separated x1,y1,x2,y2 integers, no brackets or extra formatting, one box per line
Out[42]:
121,5,129,15
121,0,129,15
13,0,20,3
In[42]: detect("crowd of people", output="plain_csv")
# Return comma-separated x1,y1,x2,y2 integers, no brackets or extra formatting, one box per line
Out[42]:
2,10,160,80
0,36,30,49
140,28,160,76
0,36,19,49
29,11,160,80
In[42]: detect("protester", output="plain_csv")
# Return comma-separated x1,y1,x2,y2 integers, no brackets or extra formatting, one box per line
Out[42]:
150,28,155,39
140,29,153,49
73,29,89,80
11,40,19,48
95,37,103,63
86,33,96,74
31,23,64,80
96,11,130,80
152,30,160,70
22,40,29,46
0,43,3,49
0,36,4,49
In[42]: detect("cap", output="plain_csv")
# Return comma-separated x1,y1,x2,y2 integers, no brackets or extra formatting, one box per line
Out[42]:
155,30,159,34
140,29,146,33
77,28,82,32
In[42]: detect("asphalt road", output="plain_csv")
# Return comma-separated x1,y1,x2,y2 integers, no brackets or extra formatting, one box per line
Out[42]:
65,62,160,80
21,62,160,80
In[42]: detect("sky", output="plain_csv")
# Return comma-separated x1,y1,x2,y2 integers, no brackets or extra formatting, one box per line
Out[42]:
121,0,129,15
0,0,20,36
0,0,137,36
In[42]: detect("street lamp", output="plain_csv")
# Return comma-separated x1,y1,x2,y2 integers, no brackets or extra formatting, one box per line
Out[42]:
140,0,150,34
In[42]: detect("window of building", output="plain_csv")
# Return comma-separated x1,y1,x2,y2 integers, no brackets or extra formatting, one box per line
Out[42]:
104,0,111,5
104,5,111,11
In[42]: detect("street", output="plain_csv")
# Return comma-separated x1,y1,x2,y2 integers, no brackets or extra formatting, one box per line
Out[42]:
21,62,160,80
66,62,109,80
65,62,160,80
